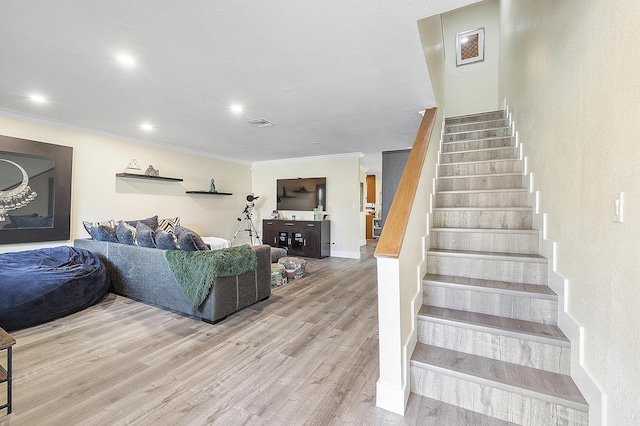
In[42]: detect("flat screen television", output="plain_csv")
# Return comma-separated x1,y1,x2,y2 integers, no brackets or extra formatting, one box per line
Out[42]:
276,177,326,211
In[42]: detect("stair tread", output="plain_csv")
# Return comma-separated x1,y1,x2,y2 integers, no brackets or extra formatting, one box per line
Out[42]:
441,146,516,155
428,248,547,263
437,172,523,180
424,273,556,296
445,126,511,136
411,344,588,409
431,227,538,234
435,188,528,194
419,305,568,343
433,206,531,211
406,394,515,425
445,110,505,122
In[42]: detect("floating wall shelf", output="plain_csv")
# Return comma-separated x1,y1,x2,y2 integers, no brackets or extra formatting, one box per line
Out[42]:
116,173,183,182
185,191,233,196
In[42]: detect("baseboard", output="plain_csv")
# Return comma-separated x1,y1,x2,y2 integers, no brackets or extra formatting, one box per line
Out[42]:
376,378,409,415
330,250,360,259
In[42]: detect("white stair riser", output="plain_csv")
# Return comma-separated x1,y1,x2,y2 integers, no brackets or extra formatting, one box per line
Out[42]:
444,128,512,142
441,148,518,164
430,230,539,254
432,210,532,229
427,255,548,285
445,119,508,133
417,320,570,374
445,111,505,125
435,191,529,208
423,284,557,323
439,160,522,177
410,367,589,426
437,175,524,191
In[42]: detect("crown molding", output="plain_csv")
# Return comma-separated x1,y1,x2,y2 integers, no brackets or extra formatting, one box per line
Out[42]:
0,108,251,165
252,152,363,167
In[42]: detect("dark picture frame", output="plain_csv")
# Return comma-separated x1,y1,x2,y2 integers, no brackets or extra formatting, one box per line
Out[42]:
0,135,72,244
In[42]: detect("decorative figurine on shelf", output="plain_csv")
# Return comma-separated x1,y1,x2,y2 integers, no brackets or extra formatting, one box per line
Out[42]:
145,165,159,177
124,159,142,174
209,178,217,193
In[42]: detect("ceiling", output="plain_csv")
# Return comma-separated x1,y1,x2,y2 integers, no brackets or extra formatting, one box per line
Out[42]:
0,1,477,175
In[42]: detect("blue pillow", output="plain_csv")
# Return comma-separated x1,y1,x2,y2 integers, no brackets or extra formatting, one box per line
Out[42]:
175,226,208,251
116,221,137,245
155,229,179,250
135,222,156,248
126,215,159,230
90,224,119,243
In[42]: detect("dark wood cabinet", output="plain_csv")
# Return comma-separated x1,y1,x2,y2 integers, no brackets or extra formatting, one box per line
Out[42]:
262,220,330,258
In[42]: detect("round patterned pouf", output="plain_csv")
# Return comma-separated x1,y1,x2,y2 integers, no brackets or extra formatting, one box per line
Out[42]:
270,263,287,287
278,256,307,280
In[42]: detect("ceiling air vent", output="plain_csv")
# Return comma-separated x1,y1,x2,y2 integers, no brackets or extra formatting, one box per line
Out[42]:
247,118,274,128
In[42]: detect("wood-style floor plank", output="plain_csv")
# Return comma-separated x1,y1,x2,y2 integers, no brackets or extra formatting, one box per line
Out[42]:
0,242,508,425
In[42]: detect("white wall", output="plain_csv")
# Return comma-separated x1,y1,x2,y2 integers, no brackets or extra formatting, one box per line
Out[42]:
441,0,500,117
499,1,640,424
0,115,253,253
251,154,362,258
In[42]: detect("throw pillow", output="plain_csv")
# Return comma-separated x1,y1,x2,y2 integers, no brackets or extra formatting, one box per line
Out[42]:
116,220,137,245
82,219,116,236
155,228,180,250
125,215,159,230
135,222,157,248
90,224,119,243
158,216,180,233
175,226,209,251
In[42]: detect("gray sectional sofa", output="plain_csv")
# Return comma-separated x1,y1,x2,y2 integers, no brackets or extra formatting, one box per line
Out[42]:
74,239,271,323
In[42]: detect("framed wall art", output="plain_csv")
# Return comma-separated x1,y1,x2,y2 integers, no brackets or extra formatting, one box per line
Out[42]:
0,135,72,244
456,27,485,66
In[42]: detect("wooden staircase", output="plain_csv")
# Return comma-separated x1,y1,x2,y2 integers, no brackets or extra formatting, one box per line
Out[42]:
410,110,589,425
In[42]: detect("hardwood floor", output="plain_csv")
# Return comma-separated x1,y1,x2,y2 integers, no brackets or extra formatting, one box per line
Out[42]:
0,242,508,426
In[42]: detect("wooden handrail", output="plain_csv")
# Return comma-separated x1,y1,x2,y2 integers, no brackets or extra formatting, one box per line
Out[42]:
374,107,437,259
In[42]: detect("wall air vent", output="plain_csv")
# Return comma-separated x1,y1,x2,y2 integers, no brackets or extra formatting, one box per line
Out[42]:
247,118,274,128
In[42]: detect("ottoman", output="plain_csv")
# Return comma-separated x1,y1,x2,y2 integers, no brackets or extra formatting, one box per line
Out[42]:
271,263,287,287
278,256,307,280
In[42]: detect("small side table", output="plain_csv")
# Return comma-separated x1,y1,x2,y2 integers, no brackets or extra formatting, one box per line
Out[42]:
0,327,15,414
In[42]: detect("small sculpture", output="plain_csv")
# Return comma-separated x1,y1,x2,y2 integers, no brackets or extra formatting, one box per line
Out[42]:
209,178,217,193
145,165,159,176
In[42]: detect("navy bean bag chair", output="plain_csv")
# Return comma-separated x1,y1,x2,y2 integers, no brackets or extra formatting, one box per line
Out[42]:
0,246,110,331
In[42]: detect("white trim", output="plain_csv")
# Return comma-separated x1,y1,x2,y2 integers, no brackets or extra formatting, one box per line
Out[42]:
329,250,360,259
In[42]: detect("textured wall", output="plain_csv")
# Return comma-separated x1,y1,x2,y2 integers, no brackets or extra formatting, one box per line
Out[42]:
499,1,640,424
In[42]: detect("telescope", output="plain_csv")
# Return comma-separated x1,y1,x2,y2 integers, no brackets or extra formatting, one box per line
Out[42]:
232,194,261,245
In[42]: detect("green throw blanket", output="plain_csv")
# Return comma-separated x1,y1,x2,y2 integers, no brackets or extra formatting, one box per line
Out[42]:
163,245,258,311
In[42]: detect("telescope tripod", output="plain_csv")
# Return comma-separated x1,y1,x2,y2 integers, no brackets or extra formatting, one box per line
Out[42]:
231,209,261,246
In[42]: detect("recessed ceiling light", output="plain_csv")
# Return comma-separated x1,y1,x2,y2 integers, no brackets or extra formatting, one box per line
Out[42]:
29,94,47,104
230,104,243,114
140,123,154,131
116,53,136,67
